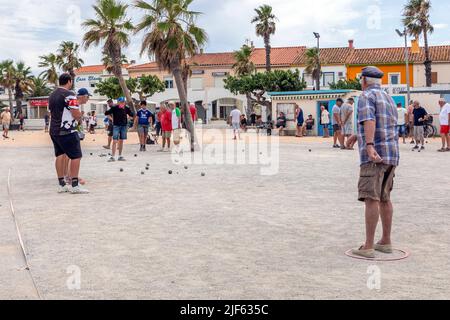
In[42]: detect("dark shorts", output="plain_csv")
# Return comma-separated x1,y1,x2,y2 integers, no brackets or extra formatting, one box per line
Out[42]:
51,133,82,160
138,125,149,136
107,124,113,137
333,124,341,132
113,125,127,141
358,163,396,203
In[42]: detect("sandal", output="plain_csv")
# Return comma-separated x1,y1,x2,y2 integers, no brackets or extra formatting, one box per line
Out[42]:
438,148,446,152
352,246,375,259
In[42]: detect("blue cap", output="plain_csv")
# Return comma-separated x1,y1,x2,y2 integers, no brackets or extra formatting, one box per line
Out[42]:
361,66,384,79
77,88,92,96
117,97,126,103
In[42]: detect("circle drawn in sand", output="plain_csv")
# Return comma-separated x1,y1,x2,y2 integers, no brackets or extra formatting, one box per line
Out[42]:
345,249,410,262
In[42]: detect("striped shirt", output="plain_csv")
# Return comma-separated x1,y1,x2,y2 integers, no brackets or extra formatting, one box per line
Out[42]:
357,84,399,166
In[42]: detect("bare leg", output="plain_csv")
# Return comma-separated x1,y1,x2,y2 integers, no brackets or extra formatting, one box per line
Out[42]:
118,140,124,156
378,201,393,245
446,135,450,149
324,127,329,138
338,131,345,148
333,131,338,145
55,155,66,179
363,199,380,250
167,138,171,149
69,158,81,180
112,140,118,157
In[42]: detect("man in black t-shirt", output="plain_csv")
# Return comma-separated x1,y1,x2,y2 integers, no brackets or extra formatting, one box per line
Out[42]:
48,73,88,194
104,97,134,162
412,101,428,150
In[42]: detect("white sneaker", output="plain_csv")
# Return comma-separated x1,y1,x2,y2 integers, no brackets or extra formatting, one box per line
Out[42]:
71,186,90,194
118,156,126,161
58,185,70,193
108,157,116,162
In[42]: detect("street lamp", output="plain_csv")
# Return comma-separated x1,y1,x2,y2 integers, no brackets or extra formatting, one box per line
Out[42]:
396,28,411,105
313,32,321,91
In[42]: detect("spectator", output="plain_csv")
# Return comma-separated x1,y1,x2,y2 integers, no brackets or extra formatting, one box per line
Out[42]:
240,114,248,132
135,100,153,152
89,111,97,134
1,107,12,139
103,99,114,150
396,102,408,144
229,106,242,140
276,112,287,136
44,112,50,133
412,101,428,151
159,104,172,152
332,98,345,148
295,104,304,137
438,98,450,152
305,115,315,136
19,113,25,131
341,98,355,146
407,100,415,144
320,105,330,138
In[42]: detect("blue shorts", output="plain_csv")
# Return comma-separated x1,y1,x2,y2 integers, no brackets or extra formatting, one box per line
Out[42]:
113,125,128,141
397,125,406,136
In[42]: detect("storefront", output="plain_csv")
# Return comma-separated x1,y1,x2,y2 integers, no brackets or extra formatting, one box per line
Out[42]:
268,90,361,136
27,97,49,119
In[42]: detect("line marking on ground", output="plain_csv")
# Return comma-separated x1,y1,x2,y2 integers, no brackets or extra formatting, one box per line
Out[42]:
7,168,44,300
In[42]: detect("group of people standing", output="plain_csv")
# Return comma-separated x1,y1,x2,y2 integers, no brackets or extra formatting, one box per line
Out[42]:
1,107,26,138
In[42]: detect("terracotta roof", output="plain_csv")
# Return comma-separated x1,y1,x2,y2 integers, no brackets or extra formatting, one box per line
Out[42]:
347,46,450,65
75,64,131,74
75,65,105,74
127,61,160,71
250,46,305,66
294,47,353,65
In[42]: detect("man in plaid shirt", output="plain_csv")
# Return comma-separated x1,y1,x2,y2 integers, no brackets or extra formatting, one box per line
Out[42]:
352,66,400,259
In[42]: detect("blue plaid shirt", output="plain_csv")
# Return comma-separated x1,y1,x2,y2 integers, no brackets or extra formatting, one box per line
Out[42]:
357,84,399,166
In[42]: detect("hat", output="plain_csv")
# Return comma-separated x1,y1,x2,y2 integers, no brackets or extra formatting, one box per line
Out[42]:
361,66,384,79
117,97,126,103
77,88,92,97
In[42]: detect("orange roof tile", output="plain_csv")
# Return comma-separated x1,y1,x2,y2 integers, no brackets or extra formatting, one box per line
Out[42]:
294,47,353,65
251,46,305,66
75,65,105,74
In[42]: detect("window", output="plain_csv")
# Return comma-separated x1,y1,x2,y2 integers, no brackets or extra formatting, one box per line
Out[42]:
190,77,204,90
214,76,226,88
276,103,296,121
322,72,335,87
164,76,174,89
389,73,401,85
432,72,438,84
302,73,314,87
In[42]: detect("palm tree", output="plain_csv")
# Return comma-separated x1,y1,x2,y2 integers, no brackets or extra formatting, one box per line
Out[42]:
251,4,277,72
13,62,35,116
30,76,52,97
403,0,434,87
102,52,129,74
304,48,321,90
0,60,15,108
83,0,135,110
38,53,59,87
232,44,256,116
135,0,208,152
57,41,84,89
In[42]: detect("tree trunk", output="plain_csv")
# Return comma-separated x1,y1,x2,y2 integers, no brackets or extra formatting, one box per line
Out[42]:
423,29,432,87
111,48,135,114
15,98,22,117
7,87,13,108
264,34,271,72
245,95,253,119
172,61,195,152
69,69,76,90
316,71,321,91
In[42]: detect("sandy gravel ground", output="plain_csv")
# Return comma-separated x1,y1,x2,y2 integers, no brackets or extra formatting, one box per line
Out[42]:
0,129,449,300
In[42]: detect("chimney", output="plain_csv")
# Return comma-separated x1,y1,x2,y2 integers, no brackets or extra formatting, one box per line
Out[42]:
348,39,354,49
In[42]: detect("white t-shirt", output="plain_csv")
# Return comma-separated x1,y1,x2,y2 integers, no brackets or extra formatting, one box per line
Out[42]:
397,107,407,126
331,105,340,125
439,103,450,126
230,109,242,124
321,110,330,125
172,108,181,130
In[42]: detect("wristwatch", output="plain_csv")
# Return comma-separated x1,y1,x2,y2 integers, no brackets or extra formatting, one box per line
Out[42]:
366,143,375,146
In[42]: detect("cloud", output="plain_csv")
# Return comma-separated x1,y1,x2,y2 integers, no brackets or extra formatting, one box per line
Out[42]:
0,0,449,74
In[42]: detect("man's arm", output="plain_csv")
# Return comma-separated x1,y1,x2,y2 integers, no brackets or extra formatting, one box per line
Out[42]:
363,120,383,163
70,109,82,121
344,109,353,124
333,111,341,125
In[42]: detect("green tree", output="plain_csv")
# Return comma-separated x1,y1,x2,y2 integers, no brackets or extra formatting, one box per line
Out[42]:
30,76,52,97
0,60,15,108
38,53,59,87
251,4,277,72
83,0,135,110
329,78,362,91
127,75,166,101
135,0,208,152
403,0,434,87
95,77,124,99
224,69,306,117
232,44,256,116
13,61,35,116
57,41,84,89
304,47,321,90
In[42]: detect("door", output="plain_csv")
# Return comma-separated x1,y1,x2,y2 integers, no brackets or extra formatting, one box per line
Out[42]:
317,101,330,137
391,95,406,108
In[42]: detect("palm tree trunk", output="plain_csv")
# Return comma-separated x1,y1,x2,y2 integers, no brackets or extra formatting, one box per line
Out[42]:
264,34,271,72
423,28,432,87
7,87,13,108
173,61,195,152
69,69,76,90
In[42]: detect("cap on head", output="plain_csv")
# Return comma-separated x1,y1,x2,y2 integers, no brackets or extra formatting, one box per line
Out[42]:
117,97,126,103
361,66,384,79
77,88,92,97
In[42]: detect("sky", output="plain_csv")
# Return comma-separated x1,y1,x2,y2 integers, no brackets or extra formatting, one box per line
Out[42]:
0,0,449,74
